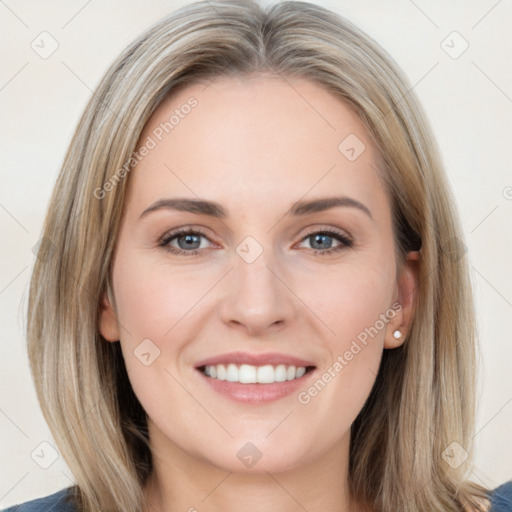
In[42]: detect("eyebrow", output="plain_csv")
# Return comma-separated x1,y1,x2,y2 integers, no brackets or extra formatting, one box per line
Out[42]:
139,196,373,221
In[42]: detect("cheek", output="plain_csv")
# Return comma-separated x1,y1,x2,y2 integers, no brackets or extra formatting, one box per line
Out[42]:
291,256,395,416
298,258,395,350
111,251,214,348
109,253,198,398
110,252,208,435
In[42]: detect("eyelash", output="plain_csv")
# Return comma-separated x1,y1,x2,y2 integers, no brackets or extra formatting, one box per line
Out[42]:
158,227,354,256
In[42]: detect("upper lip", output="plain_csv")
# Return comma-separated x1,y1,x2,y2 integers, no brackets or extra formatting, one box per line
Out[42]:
195,351,316,369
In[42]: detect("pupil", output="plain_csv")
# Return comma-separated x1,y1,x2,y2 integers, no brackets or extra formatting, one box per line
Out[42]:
312,234,331,249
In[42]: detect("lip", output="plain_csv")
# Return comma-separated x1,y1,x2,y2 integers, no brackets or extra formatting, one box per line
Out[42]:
195,351,316,404
194,351,315,368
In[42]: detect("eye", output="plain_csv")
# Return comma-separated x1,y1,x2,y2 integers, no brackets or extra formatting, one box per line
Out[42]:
159,228,214,255
297,228,353,255
158,227,353,256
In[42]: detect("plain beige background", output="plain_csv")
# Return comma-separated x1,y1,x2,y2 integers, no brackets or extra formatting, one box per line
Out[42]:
1,0,511,507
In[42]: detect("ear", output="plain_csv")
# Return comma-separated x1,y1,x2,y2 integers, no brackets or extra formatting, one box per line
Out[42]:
99,288,120,342
384,250,420,349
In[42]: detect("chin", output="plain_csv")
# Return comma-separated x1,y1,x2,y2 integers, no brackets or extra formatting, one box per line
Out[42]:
196,434,314,474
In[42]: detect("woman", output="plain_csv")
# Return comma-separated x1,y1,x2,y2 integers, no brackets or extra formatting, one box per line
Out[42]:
3,0,511,511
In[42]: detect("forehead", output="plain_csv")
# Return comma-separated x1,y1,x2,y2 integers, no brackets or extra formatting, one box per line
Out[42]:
126,73,389,221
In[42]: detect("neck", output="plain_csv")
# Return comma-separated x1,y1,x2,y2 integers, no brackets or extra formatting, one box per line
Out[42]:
142,427,365,512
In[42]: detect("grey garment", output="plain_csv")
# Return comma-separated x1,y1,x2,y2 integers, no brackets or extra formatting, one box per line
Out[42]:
3,481,512,511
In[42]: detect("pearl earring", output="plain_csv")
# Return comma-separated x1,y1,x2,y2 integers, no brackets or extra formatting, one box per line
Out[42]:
393,330,402,340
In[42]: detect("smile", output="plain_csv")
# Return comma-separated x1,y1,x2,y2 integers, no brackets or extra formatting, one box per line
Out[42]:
195,352,317,404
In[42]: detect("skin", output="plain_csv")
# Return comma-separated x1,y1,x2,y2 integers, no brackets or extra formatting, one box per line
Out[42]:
100,73,419,512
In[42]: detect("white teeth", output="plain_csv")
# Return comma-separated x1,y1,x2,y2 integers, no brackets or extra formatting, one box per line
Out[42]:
257,365,275,384
286,365,296,380
217,364,226,380
275,364,287,382
202,363,309,384
239,364,257,383
226,364,238,382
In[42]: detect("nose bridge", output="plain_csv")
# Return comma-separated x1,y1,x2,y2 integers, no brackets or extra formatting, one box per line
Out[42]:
219,236,296,334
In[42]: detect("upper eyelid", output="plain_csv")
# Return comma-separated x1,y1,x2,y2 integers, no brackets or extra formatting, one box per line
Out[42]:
299,225,352,238
160,227,216,246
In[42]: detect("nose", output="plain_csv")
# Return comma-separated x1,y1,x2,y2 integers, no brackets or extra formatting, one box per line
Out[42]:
218,249,297,337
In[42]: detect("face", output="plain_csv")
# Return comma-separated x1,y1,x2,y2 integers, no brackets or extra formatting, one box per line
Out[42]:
100,73,418,475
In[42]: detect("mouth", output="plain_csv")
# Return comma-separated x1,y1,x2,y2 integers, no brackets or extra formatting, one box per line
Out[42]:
194,352,316,404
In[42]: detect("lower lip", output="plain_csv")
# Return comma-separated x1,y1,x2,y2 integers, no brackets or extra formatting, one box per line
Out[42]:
198,369,314,404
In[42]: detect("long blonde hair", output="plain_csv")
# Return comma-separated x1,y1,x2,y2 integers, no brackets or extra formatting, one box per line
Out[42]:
27,1,490,510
